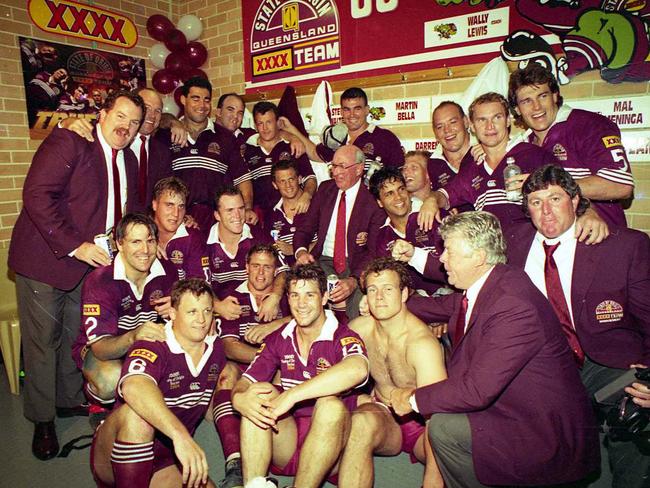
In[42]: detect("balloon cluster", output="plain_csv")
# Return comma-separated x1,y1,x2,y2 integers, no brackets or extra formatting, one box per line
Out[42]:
147,14,208,115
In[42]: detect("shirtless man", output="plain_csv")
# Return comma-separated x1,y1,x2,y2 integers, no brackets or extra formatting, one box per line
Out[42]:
338,257,446,488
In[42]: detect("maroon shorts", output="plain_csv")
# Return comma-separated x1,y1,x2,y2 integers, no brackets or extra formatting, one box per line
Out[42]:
397,413,426,463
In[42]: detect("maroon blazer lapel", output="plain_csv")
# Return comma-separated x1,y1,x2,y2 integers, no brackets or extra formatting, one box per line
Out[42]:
570,241,600,322
91,131,110,222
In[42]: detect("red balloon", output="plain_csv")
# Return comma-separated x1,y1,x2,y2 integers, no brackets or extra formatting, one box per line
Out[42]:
152,69,178,95
165,51,190,77
183,68,208,82
146,15,174,42
173,85,185,110
185,42,208,68
164,29,187,53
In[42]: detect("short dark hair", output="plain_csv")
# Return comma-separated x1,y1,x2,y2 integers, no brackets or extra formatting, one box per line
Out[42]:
369,166,406,200
271,158,299,181
468,92,509,121
246,243,279,265
103,89,145,115
341,87,368,106
217,92,244,109
252,101,279,119
522,164,590,217
115,212,158,243
508,65,563,125
153,176,189,203
433,100,466,119
181,76,212,98
171,278,215,309
214,185,243,210
360,257,411,294
285,264,327,295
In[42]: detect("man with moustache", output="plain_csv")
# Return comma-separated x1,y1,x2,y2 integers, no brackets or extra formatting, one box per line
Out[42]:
293,145,385,319
155,77,254,230
280,87,404,167
9,90,144,460
508,64,634,227
62,87,174,209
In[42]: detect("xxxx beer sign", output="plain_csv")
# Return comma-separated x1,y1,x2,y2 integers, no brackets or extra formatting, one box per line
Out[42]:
246,0,340,83
28,0,138,49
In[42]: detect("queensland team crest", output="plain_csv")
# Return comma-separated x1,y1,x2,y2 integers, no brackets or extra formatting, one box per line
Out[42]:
362,143,375,156
316,357,332,373
595,300,624,323
170,249,184,265
149,289,164,304
553,144,568,161
207,142,221,155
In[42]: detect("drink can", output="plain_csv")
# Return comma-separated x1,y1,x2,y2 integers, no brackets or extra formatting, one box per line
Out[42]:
270,229,280,241
94,233,113,261
327,274,339,295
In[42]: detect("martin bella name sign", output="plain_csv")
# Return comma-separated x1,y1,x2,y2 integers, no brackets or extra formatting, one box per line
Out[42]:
28,0,138,49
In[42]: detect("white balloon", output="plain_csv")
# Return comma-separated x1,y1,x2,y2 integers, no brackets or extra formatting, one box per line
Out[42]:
150,43,170,69
162,94,180,116
177,15,203,41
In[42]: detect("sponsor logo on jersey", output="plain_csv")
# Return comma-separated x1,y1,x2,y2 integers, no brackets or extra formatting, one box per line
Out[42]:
487,180,496,188
170,250,184,265
282,353,296,371
201,256,209,267
471,175,483,190
130,348,158,362
303,370,312,379
166,370,183,389
595,300,624,323
208,142,221,155
190,148,199,154
552,144,568,161
316,357,332,373
602,136,622,148
340,336,361,346
83,304,101,316
121,295,134,311
189,382,201,391
231,262,239,268
362,143,375,156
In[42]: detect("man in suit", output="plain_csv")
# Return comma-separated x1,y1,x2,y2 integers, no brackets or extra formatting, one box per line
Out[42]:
293,145,385,319
509,164,650,487
60,87,174,211
8,90,144,460
391,211,599,487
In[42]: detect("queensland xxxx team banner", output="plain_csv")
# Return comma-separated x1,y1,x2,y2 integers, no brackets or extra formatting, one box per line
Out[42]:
242,0,558,92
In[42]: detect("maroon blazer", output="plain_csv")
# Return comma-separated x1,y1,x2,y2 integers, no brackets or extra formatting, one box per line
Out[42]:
411,265,599,485
9,127,139,290
507,225,650,368
140,135,173,209
293,179,385,278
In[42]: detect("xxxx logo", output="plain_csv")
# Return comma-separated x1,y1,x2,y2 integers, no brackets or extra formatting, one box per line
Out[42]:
253,49,293,76
28,0,138,48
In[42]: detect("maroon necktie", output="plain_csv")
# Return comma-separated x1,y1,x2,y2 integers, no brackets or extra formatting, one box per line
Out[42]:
333,191,347,274
453,293,469,348
543,242,585,365
111,148,122,228
138,135,147,205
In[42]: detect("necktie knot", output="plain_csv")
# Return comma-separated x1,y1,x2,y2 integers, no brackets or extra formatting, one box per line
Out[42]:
543,241,560,258
140,134,146,144
111,148,118,162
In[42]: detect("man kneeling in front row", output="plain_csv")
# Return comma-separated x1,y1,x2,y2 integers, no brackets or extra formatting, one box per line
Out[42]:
233,264,369,488
90,279,225,488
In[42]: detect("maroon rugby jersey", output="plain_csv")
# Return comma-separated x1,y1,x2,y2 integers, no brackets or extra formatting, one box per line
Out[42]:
440,141,555,235
243,311,368,417
163,224,208,281
234,127,257,148
316,124,404,167
205,222,287,299
72,254,177,365
116,321,226,435
524,106,634,227
219,281,291,342
375,213,444,294
243,139,315,216
155,119,251,209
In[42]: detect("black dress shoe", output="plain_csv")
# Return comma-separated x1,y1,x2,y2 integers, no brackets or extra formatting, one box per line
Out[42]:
32,421,59,460
56,402,90,418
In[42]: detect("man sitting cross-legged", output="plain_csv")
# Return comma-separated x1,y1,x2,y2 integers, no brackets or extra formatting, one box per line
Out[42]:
90,278,226,488
339,257,446,488
232,264,369,488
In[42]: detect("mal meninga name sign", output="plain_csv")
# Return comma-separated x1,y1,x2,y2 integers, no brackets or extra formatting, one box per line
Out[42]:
568,95,649,129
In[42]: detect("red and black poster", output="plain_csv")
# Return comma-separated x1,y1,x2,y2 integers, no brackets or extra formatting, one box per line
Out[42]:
19,36,146,139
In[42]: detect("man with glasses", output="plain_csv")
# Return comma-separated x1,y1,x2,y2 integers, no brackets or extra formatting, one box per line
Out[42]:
293,145,384,319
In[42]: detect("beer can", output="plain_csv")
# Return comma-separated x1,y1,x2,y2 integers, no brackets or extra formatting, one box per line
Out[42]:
270,229,280,241
94,233,113,261
327,274,339,295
